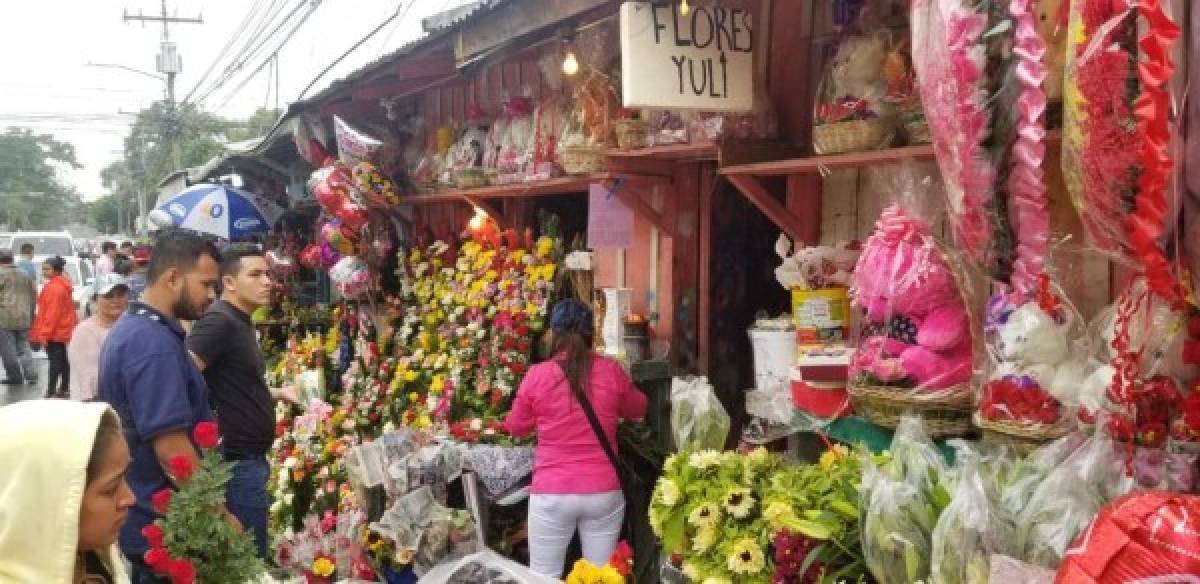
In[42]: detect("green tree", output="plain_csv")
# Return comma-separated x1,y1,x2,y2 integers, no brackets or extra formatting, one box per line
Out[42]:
0,128,84,230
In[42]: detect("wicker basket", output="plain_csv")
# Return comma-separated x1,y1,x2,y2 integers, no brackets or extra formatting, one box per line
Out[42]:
454,168,489,189
561,145,607,175
902,118,931,145
974,413,1073,455
813,118,893,155
614,119,649,151
847,383,973,438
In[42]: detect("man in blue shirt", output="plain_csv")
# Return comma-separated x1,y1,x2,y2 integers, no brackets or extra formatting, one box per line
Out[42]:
97,230,231,582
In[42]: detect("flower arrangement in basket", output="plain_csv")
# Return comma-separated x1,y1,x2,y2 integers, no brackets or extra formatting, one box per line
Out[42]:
141,422,266,584
849,204,975,437
649,446,868,584
813,29,894,155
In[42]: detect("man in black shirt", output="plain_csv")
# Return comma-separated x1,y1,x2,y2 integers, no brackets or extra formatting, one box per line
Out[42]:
187,246,293,559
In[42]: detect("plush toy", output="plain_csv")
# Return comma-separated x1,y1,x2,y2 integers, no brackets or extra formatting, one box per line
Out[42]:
1078,278,1200,424
850,205,972,390
980,298,1086,424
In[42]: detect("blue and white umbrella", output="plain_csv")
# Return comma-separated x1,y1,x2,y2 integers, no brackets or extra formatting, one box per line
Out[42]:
156,184,284,240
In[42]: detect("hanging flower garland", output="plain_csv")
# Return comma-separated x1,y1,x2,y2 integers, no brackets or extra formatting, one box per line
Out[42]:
911,0,997,269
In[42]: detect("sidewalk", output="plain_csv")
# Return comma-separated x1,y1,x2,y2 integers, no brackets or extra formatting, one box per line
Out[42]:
0,357,49,406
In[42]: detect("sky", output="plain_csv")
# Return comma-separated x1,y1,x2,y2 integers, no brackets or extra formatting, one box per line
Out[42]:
0,0,473,201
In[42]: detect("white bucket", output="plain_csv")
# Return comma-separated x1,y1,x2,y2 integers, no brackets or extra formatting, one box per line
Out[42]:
748,328,797,390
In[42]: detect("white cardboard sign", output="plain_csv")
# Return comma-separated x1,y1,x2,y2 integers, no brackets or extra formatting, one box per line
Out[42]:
619,1,755,112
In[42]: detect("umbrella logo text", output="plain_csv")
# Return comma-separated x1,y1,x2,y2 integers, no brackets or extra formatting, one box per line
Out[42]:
168,203,188,218
234,217,262,230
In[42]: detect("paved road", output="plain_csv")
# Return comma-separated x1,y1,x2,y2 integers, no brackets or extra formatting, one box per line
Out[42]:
0,356,50,406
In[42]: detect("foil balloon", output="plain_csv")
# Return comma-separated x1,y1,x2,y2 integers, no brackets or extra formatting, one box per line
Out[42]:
329,256,370,298
321,220,357,256
319,243,341,270
298,243,322,269
335,201,369,231
351,161,400,208
266,249,299,280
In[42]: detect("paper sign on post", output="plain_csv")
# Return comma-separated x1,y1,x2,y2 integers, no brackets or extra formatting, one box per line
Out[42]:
587,183,634,249
620,1,756,111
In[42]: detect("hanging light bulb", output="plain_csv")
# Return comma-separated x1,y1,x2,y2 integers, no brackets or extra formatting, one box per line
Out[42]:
469,207,488,231
562,47,580,76
679,0,691,17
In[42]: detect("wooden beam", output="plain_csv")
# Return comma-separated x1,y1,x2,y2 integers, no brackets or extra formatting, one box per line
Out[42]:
394,56,457,79
725,174,807,242
786,174,820,246
318,98,380,117
352,77,454,101
455,0,602,63
698,165,713,375
604,180,676,239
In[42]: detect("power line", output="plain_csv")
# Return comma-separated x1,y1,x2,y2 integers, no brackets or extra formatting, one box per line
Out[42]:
193,0,306,105
297,2,411,102
186,0,288,105
180,0,267,104
209,1,324,112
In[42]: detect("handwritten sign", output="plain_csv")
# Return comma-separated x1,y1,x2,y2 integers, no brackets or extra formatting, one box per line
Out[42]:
587,183,634,249
620,1,755,111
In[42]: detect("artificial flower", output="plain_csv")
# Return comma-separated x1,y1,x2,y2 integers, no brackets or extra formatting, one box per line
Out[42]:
166,557,196,584
167,456,194,482
655,477,681,507
143,547,169,574
723,487,755,519
312,556,336,578
151,489,173,514
692,525,718,553
819,444,848,472
688,449,723,470
763,501,798,530
727,538,767,575
687,502,721,529
192,421,220,449
141,524,165,548
701,576,732,584
681,561,702,581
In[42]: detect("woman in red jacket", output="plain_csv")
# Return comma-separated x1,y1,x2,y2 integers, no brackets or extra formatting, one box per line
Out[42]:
31,256,78,398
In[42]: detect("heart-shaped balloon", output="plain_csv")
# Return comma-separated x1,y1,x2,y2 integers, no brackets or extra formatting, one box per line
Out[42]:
335,202,369,231
298,243,323,269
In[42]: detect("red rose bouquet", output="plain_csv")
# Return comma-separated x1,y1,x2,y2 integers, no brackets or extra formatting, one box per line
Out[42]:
143,421,265,584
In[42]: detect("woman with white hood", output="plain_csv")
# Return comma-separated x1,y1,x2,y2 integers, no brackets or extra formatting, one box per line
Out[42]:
0,399,135,583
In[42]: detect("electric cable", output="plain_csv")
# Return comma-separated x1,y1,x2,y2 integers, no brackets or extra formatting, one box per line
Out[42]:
296,2,411,102
180,0,267,104
194,0,309,105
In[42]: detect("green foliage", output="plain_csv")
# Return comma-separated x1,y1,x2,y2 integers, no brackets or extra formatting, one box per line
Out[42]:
0,127,84,230
158,455,265,584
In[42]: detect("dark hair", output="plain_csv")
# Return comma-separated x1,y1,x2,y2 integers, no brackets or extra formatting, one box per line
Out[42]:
86,410,123,485
101,241,116,253
44,256,66,273
220,246,266,281
0,250,12,265
113,256,135,277
19,243,33,254
146,229,223,285
550,299,595,405
119,241,133,249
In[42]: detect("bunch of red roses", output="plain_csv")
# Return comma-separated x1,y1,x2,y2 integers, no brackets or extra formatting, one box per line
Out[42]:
979,376,1062,425
141,421,265,584
771,530,826,583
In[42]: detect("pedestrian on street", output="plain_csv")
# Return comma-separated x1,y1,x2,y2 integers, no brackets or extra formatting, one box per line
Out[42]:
95,242,117,278
68,273,129,401
188,246,295,559
0,249,37,386
96,230,236,583
16,243,37,281
31,256,78,398
0,400,135,583
119,241,134,262
128,246,151,302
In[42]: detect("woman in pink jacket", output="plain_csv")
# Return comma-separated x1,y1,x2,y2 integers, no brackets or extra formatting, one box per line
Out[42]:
504,299,648,578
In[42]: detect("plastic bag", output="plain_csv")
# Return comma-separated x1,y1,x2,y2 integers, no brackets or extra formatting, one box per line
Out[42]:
485,94,535,183
812,30,895,154
645,110,688,146
334,115,383,168
910,0,997,268
861,417,950,584
930,442,997,584
668,376,730,451
418,549,559,584
1016,428,1134,568
850,165,975,396
979,279,1087,430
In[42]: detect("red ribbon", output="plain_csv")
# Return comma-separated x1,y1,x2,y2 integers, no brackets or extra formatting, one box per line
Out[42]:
1126,0,1184,307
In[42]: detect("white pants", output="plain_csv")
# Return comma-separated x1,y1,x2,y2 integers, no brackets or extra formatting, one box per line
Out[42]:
527,490,625,578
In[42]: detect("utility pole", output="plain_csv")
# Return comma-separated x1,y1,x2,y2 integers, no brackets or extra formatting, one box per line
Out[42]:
124,0,202,170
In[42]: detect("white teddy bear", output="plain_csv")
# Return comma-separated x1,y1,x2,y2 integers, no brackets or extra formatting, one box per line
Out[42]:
993,302,1087,406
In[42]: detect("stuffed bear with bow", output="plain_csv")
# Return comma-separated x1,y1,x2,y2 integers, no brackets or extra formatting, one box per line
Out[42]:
850,205,973,390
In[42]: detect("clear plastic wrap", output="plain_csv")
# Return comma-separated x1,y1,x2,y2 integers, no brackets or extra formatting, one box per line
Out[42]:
461,444,534,499
812,30,895,154
910,0,996,268
930,442,997,584
668,376,730,451
484,93,535,184
1015,427,1134,568
978,279,1087,432
861,417,950,584
645,110,688,146
850,164,975,398
527,92,572,180
417,549,559,584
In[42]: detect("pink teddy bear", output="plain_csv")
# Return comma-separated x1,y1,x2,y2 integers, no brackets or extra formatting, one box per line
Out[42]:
851,205,973,390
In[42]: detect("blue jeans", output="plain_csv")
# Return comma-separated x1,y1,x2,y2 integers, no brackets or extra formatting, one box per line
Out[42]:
0,328,34,382
225,457,270,560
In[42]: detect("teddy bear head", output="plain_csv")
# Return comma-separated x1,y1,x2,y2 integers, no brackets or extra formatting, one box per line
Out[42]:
995,301,1069,367
853,205,961,323
1094,278,1198,384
